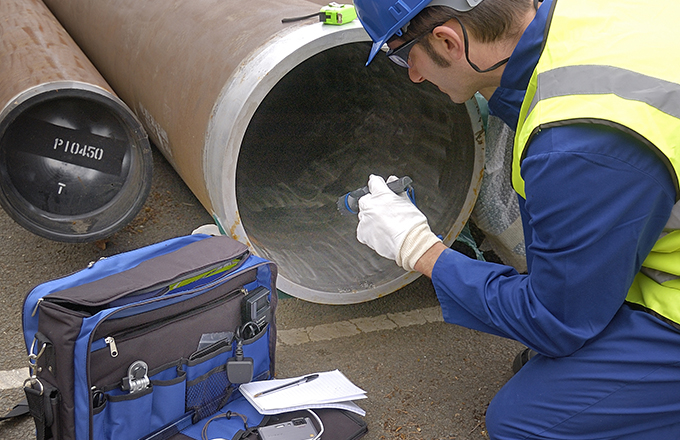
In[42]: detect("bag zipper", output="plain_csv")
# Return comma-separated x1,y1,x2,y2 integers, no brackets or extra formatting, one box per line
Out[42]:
83,259,272,438
98,287,245,358
104,337,118,358
31,298,43,317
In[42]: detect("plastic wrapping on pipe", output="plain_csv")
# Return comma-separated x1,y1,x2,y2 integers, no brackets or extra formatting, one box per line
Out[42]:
0,0,152,242
471,114,527,273
42,0,485,303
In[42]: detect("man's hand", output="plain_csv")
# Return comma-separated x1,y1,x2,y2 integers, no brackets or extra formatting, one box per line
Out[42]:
356,175,442,271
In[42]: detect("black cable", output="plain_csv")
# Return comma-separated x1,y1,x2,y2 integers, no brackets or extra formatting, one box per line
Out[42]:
281,12,325,24
234,338,244,361
201,411,248,440
453,16,509,73
237,321,260,340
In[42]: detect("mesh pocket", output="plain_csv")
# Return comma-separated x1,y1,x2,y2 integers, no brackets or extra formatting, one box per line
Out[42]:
185,363,234,421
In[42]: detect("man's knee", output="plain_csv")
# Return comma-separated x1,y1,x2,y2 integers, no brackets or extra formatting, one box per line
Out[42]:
485,386,516,440
485,374,545,439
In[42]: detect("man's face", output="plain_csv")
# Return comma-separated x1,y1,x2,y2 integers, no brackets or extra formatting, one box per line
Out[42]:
388,32,477,104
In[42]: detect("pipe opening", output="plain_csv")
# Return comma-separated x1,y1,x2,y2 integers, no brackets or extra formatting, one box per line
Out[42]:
237,42,479,300
0,88,152,242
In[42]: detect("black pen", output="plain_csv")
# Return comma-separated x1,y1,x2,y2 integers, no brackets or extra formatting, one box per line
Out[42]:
253,374,319,398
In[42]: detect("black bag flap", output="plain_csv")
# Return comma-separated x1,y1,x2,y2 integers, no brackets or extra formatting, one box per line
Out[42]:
47,235,249,307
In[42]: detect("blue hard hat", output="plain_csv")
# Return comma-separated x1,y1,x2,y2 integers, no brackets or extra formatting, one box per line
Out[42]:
354,0,485,65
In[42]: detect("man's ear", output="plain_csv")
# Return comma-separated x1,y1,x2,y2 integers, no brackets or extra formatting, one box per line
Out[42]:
431,22,464,61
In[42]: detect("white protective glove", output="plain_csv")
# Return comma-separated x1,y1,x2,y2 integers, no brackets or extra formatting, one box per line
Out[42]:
356,175,442,271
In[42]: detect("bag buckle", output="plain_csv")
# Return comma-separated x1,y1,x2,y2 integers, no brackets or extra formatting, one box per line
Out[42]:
121,360,150,394
24,336,47,395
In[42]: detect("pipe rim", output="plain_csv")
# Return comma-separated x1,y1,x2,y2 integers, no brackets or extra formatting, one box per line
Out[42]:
206,23,485,304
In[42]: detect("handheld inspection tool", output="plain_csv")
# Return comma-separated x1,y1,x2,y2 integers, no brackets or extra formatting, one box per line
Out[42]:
281,3,357,25
337,176,414,215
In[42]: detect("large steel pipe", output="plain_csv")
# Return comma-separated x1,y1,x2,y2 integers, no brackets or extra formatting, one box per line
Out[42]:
43,0,484,303
0,0,152,242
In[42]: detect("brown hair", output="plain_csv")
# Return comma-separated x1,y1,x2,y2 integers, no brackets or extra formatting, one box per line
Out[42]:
404,0,535,43
399,0,534,67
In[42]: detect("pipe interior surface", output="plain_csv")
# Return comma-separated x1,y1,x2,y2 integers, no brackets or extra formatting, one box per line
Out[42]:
237,41,479,298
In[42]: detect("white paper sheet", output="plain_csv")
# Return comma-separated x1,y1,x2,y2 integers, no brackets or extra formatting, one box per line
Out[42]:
239,370,367,416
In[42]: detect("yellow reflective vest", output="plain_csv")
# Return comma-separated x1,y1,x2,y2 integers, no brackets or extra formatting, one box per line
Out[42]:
513,0,680,326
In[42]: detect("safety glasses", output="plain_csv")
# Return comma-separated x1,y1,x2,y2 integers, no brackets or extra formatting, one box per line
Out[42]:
385,17,509,73
385,28,436,68
385,32,427,68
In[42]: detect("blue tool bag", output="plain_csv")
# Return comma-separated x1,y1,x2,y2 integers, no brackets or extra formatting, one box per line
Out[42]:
22,234,278,440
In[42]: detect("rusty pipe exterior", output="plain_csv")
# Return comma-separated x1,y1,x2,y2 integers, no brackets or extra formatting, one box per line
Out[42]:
0,0,152,242
42,0,484,303
41,0,342,209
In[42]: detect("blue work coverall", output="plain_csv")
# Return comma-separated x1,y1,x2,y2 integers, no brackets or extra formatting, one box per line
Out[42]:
431,0,680,438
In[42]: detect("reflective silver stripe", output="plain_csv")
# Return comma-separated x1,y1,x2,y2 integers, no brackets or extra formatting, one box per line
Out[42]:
666,201,680,230
641,267,680,285
526,65,680,120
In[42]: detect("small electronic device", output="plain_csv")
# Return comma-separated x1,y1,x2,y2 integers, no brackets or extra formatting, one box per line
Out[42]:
258,417,319,440
337,176,413,215
242,286,271,330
